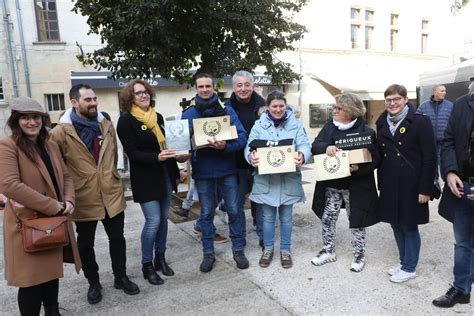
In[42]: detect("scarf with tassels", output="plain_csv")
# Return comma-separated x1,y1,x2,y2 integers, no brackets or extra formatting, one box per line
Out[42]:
130,104,166,150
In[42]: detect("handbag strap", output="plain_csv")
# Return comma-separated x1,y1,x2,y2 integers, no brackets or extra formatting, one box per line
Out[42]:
394,146,416,171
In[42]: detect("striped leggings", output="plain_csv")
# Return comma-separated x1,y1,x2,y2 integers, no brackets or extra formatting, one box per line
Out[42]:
321,188,366,254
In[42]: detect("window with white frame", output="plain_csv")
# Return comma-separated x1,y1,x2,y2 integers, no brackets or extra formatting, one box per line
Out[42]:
350,7,361,49
390,13,399,51
421,19,429,54
34,0,60,41
351,7,375,50
365,9,375,49
45,94,65,112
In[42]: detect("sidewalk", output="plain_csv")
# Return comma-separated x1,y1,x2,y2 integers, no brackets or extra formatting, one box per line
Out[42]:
1,164,472,315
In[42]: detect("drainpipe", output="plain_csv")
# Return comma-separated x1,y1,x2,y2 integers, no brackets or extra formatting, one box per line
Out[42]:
1,0,19,97
14,0,31,97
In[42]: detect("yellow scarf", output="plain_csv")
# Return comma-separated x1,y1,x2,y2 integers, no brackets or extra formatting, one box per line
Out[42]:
130,104,166,150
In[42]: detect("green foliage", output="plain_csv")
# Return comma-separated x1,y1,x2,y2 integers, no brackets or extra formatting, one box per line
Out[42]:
73,0,308,85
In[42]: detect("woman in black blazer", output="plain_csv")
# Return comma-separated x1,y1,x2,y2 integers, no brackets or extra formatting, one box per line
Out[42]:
117,79,180,285
376,84,436,284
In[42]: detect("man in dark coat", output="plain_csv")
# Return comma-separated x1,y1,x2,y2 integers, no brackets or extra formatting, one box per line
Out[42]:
433,91,474,308
225,70,265,248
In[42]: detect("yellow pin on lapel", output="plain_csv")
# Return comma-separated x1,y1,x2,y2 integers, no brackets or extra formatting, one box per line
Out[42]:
99,140,104,147
400,127,406,134
141,125,147,131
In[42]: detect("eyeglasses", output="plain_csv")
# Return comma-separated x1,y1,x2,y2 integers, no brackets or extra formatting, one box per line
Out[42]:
384,97,403,104
134,90,150,97
332,105,344,112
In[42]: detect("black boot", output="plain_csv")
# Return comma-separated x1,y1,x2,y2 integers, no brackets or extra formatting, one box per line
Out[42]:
154,251,175,276
44,303,61,316
142,262,164,285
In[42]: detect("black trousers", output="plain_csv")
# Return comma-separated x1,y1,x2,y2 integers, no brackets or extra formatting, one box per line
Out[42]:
18,279,58,316
75,211,127,283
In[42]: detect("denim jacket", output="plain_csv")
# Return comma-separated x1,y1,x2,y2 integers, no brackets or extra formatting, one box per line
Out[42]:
244,108,311,207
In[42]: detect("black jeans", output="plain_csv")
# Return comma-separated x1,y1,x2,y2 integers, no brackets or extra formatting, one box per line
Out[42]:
18,279,58,316
75,211,127,283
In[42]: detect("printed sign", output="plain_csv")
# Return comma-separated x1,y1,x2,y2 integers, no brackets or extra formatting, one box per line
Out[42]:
314,151,351,181
192,115,233,147
257,145,296,175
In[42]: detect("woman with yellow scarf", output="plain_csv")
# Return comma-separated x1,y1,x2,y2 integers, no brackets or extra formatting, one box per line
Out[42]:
117,79,180,285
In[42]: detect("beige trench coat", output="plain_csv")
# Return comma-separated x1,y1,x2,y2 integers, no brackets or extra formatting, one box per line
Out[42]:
50,110,126,221
0,137,81,287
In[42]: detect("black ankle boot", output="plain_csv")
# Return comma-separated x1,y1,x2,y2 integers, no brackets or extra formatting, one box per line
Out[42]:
154,251,175,276
142,262,164,285
44,303,61,316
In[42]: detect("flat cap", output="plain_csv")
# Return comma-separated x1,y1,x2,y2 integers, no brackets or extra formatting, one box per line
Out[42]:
10,97,46,114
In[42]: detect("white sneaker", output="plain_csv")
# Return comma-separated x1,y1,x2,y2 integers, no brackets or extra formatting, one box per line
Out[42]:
350,253,366,272
389,269,416,283
387,264,402,276
311,250,337,266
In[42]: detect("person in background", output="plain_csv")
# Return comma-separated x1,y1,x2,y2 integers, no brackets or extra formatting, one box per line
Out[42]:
433,87,474,308
245,90,311,269
117,79,182,285
310,93,379,272
0,97,80,316
376,84,436,283
50,84,139,305
416,84,453,190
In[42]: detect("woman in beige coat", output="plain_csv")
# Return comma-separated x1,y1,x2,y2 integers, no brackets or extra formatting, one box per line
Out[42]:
0,97,80,316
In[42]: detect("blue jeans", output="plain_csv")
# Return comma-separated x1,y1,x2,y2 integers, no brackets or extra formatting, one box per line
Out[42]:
391,223,421,273
262,204,293,252
453,185,474,294
195,175,244,254
138,177,171,263
255,203,263,241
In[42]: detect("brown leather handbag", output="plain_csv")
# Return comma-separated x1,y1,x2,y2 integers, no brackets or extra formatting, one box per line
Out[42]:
21,216,69,253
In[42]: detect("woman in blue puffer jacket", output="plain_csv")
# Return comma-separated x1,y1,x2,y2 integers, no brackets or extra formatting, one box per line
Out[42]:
244,90,311,269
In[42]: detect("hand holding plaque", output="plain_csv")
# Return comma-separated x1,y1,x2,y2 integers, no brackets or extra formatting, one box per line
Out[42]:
192,115,233,147
256,145,296,175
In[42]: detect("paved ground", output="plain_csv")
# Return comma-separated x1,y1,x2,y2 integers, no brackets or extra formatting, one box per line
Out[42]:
1,164,473,315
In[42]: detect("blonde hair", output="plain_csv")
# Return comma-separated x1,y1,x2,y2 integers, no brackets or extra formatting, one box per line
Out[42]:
334,93,366,119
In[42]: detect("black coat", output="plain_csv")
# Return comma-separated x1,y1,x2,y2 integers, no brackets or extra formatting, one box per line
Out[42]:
438,93,474,222
226,91,265,170
311,118,380,228
376,105,436,225
117,111,179,203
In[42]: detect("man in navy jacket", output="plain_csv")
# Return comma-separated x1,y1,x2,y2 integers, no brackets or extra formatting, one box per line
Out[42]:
417,84,453,186
182,73,249,273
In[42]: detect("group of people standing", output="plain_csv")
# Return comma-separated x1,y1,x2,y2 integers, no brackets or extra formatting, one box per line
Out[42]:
0,70,473,315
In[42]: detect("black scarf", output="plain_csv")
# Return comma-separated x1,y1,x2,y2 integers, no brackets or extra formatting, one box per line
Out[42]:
194,93,226,117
